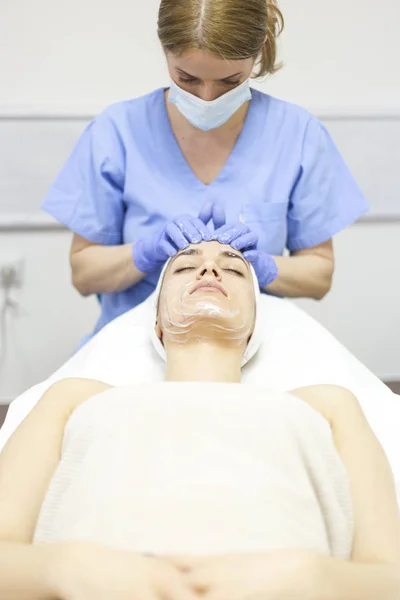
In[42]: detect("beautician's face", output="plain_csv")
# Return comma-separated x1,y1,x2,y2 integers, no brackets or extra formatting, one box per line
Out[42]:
156,241,255,344
166,49,254,101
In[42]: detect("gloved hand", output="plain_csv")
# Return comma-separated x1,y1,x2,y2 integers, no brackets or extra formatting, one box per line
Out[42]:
198,199,226,231
211,222,258,251
133,201,228,274
212,221,278,288
241,249,278,288
133,213,212,274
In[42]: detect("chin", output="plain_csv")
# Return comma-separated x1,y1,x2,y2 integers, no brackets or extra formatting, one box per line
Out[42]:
187,291,229,303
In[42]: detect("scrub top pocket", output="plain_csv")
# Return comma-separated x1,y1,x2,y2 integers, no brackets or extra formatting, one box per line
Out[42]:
241,201,288,256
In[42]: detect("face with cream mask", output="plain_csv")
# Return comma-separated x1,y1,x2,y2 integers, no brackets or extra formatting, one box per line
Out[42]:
155,241,256,353
166,49,255,131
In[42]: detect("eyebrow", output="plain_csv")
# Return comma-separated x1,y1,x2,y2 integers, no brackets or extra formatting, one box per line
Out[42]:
176,68,243,82
171,248,248,268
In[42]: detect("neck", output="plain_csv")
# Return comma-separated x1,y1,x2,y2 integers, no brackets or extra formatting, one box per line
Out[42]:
165,341,244,383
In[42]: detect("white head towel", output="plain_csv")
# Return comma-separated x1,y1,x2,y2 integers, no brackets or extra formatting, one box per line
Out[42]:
149,259,263,367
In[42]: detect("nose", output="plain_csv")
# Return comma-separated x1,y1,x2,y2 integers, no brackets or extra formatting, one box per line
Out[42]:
198,84,220,102
196,260,222,280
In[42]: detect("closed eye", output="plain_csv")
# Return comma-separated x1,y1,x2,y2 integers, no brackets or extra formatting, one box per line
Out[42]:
174,267,244,276
178,77,199,85
224,268,244,277
178,77,240,87
174,266,196,274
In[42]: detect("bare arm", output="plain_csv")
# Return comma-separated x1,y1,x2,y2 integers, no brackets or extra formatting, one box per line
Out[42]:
0,377,112,599
265,239,334,300
291,384,400,600
70,234,146,296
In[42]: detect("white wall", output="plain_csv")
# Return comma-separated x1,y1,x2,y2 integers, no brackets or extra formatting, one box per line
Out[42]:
0,0,399,401
267,0,400,114
1,0,399,115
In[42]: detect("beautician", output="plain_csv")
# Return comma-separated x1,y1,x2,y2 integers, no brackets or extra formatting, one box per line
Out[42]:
42,0,368,345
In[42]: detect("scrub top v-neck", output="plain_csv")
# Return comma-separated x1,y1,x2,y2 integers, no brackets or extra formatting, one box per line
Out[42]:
41,87,368,343
156,87,264,192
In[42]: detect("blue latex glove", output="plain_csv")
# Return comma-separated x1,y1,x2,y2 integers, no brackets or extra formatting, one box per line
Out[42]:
133,213,212,274
198,200,226,231
211,222,258,251
241,249,278,288
212,222,278,288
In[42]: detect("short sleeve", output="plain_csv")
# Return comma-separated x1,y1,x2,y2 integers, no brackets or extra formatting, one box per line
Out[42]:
41,116,125,245
287,117,369,251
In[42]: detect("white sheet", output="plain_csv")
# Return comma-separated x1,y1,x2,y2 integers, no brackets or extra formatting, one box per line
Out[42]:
1,294,399,496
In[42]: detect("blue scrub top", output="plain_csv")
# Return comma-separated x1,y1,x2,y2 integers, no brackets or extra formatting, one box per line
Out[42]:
42,88,368,342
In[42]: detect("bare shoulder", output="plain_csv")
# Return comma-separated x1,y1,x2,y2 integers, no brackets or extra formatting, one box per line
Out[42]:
37,378,113,419
289,384,362,424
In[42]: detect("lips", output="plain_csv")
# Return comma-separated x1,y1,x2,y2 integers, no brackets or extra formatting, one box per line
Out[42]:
190,280,227,296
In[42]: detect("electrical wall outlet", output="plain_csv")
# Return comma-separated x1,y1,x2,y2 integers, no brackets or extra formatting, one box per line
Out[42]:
0,259,25,289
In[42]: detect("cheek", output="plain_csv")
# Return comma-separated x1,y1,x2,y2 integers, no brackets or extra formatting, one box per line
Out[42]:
159,275,193,316
234,283,255,313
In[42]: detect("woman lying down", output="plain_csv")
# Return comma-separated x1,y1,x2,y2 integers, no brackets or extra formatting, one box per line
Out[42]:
1,241,399,600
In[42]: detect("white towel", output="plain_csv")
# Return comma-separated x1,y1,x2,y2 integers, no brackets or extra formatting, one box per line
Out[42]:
34,383,354,558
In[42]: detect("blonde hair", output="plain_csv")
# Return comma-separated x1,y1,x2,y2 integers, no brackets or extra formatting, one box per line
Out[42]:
157,0,284,78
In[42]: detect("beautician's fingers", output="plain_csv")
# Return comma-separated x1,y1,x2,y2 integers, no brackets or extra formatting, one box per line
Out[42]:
158,228,187,256
212,203,226,230
172,217,203,245
159,214,213,258
198,201,226,231
157,238,180,257
230,231,258,251
164,222,192,250
241,249,259,264
212,223,251,244
173,215,212,243
198,200,214,225
187,216,213,242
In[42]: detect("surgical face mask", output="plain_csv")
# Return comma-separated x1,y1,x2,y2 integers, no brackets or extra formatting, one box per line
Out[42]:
168,78,252,131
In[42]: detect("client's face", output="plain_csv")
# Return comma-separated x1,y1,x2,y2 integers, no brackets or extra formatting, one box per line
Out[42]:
156,241,255,346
